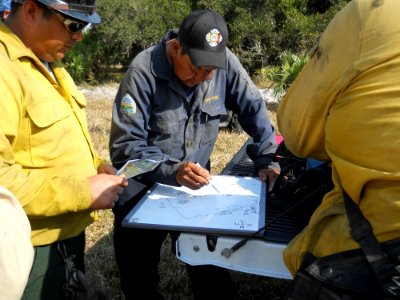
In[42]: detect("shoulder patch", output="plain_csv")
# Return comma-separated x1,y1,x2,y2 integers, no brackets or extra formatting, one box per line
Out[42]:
120,94,137,115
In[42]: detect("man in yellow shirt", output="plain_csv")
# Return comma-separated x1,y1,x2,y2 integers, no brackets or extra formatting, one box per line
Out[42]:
278,0,400,298
0,0,128,298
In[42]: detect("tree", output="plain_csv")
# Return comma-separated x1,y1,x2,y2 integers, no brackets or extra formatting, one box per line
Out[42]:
85,0,190,81
63,0,349,82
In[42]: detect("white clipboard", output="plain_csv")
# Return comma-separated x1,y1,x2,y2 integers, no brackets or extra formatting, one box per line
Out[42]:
122,175,266,236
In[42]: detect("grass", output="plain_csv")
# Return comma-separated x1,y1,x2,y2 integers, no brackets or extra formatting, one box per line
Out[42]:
83,85,290,299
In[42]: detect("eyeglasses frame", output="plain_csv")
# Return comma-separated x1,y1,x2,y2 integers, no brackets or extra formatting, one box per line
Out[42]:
46,6,90,33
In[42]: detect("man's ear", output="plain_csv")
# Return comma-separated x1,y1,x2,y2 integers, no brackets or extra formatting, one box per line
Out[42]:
22,0,41,24
170,39,182,59
3,10,10,20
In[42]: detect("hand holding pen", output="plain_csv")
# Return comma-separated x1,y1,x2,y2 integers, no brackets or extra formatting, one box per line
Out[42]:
176,161,218,192
195,163,219,193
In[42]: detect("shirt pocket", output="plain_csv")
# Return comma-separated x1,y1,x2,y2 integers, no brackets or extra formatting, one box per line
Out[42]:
149,116,179,134
148,112,186,156
26,100,72,163
200,103,227,146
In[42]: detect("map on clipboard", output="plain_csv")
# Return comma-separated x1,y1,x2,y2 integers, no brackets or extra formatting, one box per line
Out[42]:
122,175,266,236
116,159,163,179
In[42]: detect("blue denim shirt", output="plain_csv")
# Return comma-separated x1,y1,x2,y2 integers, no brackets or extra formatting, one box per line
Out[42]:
110,30,278,198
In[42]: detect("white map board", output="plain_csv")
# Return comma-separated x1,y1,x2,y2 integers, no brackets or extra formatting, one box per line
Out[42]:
122,175,266,236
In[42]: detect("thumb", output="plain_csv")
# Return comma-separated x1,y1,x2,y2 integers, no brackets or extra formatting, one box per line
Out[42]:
268,174,277,192
116,175,129,187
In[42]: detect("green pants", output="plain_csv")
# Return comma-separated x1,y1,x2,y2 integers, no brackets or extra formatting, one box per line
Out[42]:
22,233,85,300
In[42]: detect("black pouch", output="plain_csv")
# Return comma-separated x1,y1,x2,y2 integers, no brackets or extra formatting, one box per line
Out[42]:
286,239,400,300
58,243,108,300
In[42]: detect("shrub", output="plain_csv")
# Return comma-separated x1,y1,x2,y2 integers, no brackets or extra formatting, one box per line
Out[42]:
64,31,97,83
260,51,309,97
63,0,350,82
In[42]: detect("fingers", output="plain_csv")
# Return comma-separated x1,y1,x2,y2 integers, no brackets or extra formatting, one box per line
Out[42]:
110,182,125,207
97,163,118,175
177,162,210,189
115,186,124,195
258,167,280,192
267,173,278,192
106,177,127,208
110,193,118,208
89,174,128,210
182,170,206,189
117,175,129,187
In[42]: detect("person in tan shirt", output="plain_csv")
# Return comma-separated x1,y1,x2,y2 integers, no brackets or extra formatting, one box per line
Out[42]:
0,186,33,300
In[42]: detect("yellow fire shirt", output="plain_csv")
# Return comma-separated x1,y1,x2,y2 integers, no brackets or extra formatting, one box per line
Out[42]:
0,23,102,246
277,0,400,274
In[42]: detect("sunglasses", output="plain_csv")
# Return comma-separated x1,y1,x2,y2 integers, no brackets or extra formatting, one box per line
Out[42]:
50,8,90,33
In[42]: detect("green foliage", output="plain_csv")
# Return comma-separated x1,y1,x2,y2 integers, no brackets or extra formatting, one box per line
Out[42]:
266,0,347,66
85,0,191,80
64,32,97,83
63,0,350,82
260,51,309,96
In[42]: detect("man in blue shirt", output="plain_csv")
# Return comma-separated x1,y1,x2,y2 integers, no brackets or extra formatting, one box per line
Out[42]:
110,9,280,299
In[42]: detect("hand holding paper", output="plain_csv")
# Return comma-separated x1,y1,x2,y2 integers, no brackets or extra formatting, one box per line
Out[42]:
117,159,163,179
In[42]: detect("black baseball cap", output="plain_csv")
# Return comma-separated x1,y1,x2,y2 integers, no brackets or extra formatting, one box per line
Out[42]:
178,9,228,70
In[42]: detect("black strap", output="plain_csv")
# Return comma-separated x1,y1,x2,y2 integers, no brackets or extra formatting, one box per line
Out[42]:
58,242,77,283
343,190,400,297
57,242,108,300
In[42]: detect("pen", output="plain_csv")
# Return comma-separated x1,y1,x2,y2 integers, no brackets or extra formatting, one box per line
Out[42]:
208,179,220,194
195,162,219,193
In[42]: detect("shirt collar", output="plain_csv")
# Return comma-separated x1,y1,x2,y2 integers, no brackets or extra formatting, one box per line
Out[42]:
0,23,38,62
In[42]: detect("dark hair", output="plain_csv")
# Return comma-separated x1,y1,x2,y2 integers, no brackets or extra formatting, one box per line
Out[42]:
179,41,188,56
34,1,53,18
8,2,21,17
9,1,52,18
172,29,187,56
1,11,6,22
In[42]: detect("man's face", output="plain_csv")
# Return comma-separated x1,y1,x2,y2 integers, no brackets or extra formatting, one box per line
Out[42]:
172,44,216,88
30,3,84,62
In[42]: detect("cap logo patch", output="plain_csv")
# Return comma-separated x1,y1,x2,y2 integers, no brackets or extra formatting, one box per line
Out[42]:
205,29,223,47
120,94,136,115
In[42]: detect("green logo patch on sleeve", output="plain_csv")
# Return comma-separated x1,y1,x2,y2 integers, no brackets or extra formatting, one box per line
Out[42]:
120,94,137,115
